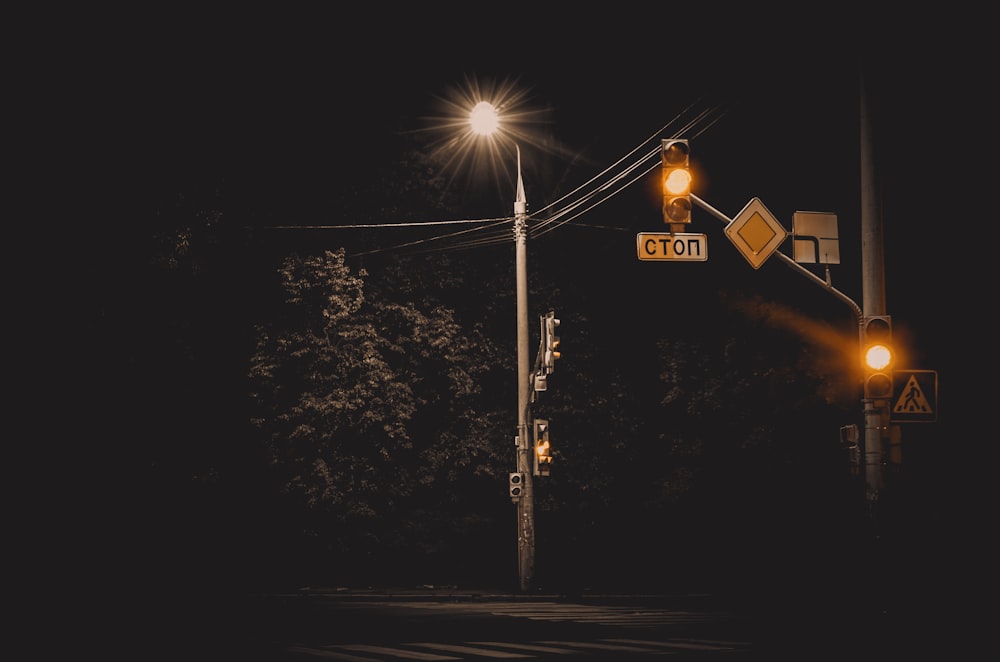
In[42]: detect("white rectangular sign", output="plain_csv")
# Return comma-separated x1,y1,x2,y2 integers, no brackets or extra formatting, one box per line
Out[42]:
792,211,840,264
636,233,708,261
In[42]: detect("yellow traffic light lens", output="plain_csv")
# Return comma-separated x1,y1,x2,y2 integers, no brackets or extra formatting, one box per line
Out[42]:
866,373,893,399
864,344,892,370
664,198,692,223
664,169,692,195
662,140,689,165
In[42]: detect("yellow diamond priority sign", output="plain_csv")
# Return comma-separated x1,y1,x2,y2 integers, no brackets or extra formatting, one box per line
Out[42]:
725,197,787,269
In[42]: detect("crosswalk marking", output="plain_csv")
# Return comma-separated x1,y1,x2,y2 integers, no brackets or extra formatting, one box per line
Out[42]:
285,646,379,661
467,640,586,654
536,639,665,653
335,643,459,660
284,600,747,659
347,599,730,631
405,642,533,658
289,636,747,659
484,604,720,628
604,637,743,651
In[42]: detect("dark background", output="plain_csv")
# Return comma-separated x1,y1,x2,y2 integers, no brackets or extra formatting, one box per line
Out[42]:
20,7,989,650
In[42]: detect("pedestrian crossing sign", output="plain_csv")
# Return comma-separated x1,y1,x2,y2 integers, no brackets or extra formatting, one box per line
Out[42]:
891,370,937,423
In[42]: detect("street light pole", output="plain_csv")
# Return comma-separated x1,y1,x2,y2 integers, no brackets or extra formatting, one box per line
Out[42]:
513,145,535,592
466,101,535,590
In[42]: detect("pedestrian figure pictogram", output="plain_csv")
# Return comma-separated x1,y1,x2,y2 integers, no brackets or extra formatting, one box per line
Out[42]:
894,375,931,414
890,370,937,423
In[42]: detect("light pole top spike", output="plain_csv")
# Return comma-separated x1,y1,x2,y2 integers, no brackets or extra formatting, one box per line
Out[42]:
514,144,527,216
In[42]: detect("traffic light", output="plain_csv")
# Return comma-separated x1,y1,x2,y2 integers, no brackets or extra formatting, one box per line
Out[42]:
839,424,859,448
862,315,894,399
839,424,861,476
542,311,560,374
661,138,691,224
509,472,524,498
534,419,552,476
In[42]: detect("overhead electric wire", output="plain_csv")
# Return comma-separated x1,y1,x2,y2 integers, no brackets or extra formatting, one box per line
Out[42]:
434,117,684,248
524,102,726,238
527,100,705,227
348,216,511,257
286,101,728,258
276,215,509,230
533,151,663,238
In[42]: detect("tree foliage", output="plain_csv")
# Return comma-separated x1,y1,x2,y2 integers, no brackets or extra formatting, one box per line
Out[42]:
248,248,512,580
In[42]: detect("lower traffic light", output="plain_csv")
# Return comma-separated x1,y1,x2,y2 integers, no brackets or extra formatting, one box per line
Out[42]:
534,419,552,476
509,472,524,498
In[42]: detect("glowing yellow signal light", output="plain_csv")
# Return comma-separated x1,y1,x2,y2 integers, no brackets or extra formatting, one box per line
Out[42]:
663,168,692,196
864,344,892,371
536,439,550,459
534,418,552,476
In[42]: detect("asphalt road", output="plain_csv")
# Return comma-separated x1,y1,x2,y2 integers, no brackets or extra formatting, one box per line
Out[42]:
137,586,959,661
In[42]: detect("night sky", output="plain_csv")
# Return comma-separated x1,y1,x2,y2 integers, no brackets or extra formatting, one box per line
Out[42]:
73,10,965,407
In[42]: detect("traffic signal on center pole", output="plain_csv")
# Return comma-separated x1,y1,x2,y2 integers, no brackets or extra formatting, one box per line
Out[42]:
542,311,560,374
509,472,524,499
534,419,551,476
661,139,691,225
862,315,894,400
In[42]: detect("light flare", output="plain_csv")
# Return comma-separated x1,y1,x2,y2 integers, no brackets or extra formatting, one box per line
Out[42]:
417,74,556,201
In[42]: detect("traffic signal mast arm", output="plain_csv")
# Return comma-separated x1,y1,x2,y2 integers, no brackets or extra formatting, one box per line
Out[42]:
691,193,863,321
679,132,893,512
692,192,884,401
660,142,864,381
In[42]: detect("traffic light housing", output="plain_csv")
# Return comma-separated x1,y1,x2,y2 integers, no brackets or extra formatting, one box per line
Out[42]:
534,418,552,476
839,424,861,475
542,311,560,374
862,315,894,399
509,472,524,498
661,139,691,224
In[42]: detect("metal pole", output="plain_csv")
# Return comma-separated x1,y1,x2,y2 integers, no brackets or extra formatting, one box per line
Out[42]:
513,145,534,592
859,66,887,508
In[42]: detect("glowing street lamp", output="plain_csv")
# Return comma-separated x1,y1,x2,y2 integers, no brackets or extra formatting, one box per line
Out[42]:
469,100,500,135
